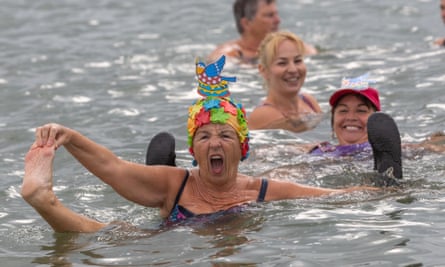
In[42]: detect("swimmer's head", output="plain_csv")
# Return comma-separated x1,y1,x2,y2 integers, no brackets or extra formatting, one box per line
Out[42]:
187,96,250,163
329,74,381,136
258,30,306,70
188,55,250,165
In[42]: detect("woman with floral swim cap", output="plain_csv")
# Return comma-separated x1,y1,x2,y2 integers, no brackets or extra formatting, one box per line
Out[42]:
22,56,383,233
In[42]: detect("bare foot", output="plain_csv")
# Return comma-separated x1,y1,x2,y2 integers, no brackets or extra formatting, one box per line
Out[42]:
21,145,57,207
21,144,108,232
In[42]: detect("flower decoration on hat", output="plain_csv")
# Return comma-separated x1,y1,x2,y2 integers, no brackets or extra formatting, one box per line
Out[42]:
188,55,249,164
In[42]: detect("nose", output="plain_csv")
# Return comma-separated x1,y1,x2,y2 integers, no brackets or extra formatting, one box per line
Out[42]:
288,62,298,72
344,111,357,120
209,136,222,148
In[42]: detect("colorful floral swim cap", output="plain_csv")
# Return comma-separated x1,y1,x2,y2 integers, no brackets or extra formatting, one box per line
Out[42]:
187,55,250,162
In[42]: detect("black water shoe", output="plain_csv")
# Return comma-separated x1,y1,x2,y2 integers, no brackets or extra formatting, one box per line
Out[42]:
145,132,176,166
367,112,402,186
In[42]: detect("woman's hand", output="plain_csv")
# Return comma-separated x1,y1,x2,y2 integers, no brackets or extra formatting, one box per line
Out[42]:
35,123,71,149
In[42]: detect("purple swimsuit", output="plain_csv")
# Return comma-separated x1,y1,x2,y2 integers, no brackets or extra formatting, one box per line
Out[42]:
309,141,372,158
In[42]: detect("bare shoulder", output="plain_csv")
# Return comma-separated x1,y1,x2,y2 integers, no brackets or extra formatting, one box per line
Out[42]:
160,166,190,189
248,105,282,130
121,163,187,205
207,40,241,62
303,42,318,56
237,174,264,190
300,92,322,112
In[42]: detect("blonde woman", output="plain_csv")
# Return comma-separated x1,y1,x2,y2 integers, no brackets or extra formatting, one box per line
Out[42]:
248,31,322,133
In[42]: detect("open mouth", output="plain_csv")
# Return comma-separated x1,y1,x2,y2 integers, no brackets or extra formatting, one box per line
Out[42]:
210,155,224,174
286,77,299,82
284,77,301,86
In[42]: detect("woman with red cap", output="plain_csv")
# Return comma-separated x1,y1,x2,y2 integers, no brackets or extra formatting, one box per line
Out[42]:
305,75,404,182
303,74,444,180
309,75,382,158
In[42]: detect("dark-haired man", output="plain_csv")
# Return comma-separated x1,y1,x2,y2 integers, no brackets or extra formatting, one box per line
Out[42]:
207,0,317,64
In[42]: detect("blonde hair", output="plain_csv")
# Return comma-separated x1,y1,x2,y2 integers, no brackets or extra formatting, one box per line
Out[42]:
258,30,305,69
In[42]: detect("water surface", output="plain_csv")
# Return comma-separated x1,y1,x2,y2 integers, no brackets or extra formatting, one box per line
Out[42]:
1,0,445,266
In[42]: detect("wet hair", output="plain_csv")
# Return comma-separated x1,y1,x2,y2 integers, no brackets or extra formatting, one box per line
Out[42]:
330,94,378,134
258,30,305,70
233,0,276,34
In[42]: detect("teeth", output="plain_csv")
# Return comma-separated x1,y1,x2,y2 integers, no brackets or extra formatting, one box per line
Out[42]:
210,155,222,159
345,126,359,130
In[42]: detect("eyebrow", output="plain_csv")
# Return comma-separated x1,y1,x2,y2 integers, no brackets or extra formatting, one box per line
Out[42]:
337,103,369,108
220,129,237,135
195,127,236,135
276,55,303,61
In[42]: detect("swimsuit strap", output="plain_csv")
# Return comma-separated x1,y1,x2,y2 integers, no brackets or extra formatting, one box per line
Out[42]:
257,178,268,202
299,94,317,112
258,93,316,114
170,169,190,212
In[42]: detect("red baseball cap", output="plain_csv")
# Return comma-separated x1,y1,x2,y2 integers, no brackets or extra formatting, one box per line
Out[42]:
329,87,381,111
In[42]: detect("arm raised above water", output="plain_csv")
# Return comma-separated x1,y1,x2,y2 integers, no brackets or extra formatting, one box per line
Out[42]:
32,123,182,212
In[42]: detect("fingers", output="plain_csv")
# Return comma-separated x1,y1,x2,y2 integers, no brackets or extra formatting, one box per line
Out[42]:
46,126,58,147
35,125,48,147
34,124,63,148
35,126,45,147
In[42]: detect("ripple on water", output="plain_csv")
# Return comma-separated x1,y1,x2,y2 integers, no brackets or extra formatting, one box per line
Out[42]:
1,0,445,266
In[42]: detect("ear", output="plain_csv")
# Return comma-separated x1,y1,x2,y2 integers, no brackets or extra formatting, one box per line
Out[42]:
258,63,267,79
240,17,250,32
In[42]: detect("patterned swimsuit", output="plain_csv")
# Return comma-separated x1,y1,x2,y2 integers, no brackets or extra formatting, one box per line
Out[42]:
164,170,269,225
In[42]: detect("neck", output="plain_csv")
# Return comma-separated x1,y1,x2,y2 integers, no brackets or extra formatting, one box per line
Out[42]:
238,34,264,53
190,169,247,211
337,138,369,146
193,168,237,193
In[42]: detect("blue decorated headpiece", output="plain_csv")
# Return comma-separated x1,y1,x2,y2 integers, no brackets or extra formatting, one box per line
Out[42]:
195,55,236,97
188,55,249,165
